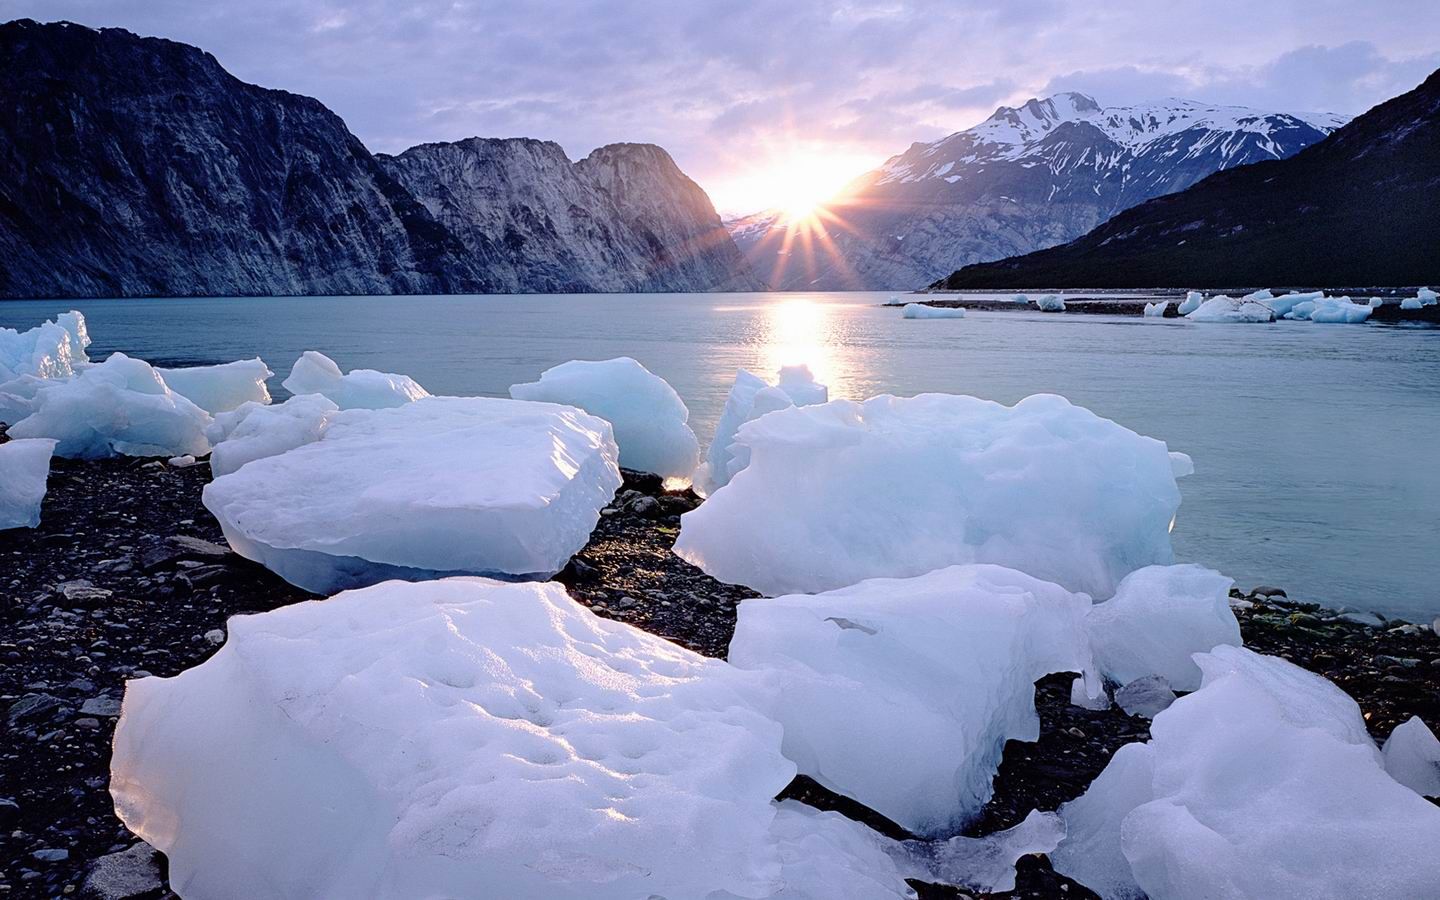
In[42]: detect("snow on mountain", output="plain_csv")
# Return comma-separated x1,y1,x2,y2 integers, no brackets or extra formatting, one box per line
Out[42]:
732,92,1348,291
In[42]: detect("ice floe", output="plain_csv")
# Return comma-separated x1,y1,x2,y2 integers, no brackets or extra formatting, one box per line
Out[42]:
0,438,55,529
1287,295,1373,323
1185,294,1275,323
510,357,699,479
728,565,1098,835
156,358,273,414
901,303,966,319
1382,715,1440,798
206,394,340,478
202,397,621,593
676,393,1183,598
1176,291,1204,315
281,350,429,409
1142,301,1169,317
696,365,828,495
1034,294,1066,311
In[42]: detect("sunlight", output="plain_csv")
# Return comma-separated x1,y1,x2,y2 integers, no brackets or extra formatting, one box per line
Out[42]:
709,143,879,220
764,298,835,387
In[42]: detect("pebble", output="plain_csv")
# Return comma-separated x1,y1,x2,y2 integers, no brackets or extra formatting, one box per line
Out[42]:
79,696,122,718
32,848,70,862
81,842,164,900
203,629,225,645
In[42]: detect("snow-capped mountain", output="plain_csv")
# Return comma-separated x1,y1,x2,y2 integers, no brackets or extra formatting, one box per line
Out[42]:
732,92,1348,290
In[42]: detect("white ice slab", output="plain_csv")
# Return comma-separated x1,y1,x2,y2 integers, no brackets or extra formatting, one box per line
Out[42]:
156,358,273,414
0,438,56,529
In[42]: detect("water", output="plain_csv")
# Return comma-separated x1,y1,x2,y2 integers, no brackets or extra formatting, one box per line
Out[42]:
5,292,1438,621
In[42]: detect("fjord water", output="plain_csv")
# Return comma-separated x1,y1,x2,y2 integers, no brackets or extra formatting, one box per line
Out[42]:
5,292,1438,621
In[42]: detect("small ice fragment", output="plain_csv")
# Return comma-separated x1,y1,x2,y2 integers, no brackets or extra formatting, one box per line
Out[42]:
902,303,966,319
895,810,1065,893
281,350,428,410
1382,716,1440,798
1114,675,1176,718
1034,294,1065,311
0,438,56,529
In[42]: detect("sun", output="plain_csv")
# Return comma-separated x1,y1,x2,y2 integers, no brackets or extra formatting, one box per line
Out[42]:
711,144,879,222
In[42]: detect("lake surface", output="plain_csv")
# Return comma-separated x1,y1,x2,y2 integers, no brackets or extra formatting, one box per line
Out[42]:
5,291,1438,621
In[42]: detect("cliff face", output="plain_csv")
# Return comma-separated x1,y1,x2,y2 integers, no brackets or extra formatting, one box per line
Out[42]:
937,70,1440,289
0,20,755,298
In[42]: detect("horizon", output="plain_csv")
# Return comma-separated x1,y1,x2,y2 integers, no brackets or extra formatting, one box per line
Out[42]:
2,1,1437,216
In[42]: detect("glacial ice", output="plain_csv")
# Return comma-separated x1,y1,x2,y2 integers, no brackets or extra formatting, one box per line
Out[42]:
898,810,1065,894
1142,301,1169,317
1185,294,1275,323
281,350,429,409
0,311,92,423
768,802,916,899
676,392,1183,598
8,354,212,459
1401,297,1423,310
1176,291,1204,315
206,394,340,478
202,397,621,593
1112,674,1176,718
0,438,55,529
728,565,1097,835
1085,564,1241,691
156,358,273,414
1035,294,1066,311
1287,296,1373,323
511,357,699,479
902,303,966,319
1255,290,1321,318
1418,287,1438,305
110,578,799,900
696,365,828,494
1051,646,1440,899
1382,716,1440,797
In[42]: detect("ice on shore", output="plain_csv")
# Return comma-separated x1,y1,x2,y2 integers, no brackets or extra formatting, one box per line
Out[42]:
769,802,916,899
897,810,1065,894
8,354,211,459
1,311,92,423
111,578,802,900
696,365,828,495
1142,301,1169,318
510,357,699,479
1086,564,1241,691
1034,294,1066,312
676,393,1183,598
1382,716,1440,798
1401,296,1423,310
156,359,273,414
0,438,56,529
902,303,966,319
281,350,429,409
1051,646,1440,899
202,397,621,593
1185,294,1275,323
206,394,340,478
1175,291,1204,315
1288,295,1373,323
728,565,1097,835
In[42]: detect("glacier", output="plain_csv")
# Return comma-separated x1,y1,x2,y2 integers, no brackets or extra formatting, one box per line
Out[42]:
0,437,55,529
156,358,273,414
696,365,828,495
202,397,621,593
281,350,429,409
510,357,699,479
728,565,1098,836
675,392,1184,598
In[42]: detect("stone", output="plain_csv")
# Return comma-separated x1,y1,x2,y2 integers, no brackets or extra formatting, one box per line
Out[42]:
7,692,62,726
82,842,164,900
80,696,122,717
1115,675,1176,719
203,629,225,645
1250,585,1288,598
0,797,18,827
33,848,70,862
168,535,231,558
58,580,113,605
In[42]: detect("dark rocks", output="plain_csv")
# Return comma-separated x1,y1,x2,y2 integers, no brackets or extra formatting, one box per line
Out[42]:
82,842,164,900
79,696,122,717
7,691,62,726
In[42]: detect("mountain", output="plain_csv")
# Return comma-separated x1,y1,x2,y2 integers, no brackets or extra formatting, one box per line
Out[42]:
936,70,1440,289
0,19,754,298
379,139,758,293
732,93,1346,290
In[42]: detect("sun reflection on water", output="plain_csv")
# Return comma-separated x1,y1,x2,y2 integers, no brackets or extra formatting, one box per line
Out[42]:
763,298,838,389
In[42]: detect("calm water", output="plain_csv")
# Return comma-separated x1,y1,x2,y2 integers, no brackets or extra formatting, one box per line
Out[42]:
5,292,1438,621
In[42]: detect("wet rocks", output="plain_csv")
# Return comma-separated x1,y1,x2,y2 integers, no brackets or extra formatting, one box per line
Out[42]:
81,842,164,900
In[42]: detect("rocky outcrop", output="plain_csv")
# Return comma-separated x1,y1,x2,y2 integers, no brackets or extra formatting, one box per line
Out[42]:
732,93,1345,290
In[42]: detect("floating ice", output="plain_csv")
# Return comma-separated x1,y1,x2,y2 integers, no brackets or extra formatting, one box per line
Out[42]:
1086,564,1241,691
281,350,429,409
510,357,699,479
1052,646,1440,900
1252,289,1318,318
206,394,340,478
1418,287,1438,305
1401,297,1423,310
8,354,211,459
156,359,273,414
677,393,1183,598
111,578,798,900
1035,294,1066,311
203,397,621,593
902,303,966,319
1185,294,1275,323
1382,716,1440,797
1176,291,1204,315
1142,301,1169,318
1287,296,1373,324
897,810,1065,894
728,565,1097,835
696,365,828,494
0,438,55,529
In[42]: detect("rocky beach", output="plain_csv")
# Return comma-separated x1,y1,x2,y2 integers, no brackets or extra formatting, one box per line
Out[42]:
3,430,1437,899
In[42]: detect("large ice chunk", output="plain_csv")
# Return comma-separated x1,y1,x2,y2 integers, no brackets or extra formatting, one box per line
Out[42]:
728,565,1097,835
1176,291,1204,315
1185,294,1275,323
156,359,273,414
1052,646,1440,899
1382,716,1440,797
902,303,966,319
697,365,829,495
0,311,92,424
768,802,916,899
111,578,797,900
1142,301,1169,318
677,393,1183,598
510,357,699,479
1085,564,1241,691
1286,295,1373,323
206,394,340,478
1034,294,1066,311
0,438,56,529
202,397,621,593
8,354,211,459
281,350,429,409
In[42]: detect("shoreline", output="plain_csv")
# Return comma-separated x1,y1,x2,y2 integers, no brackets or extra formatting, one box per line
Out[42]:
899,295,1440,321
2,448,1439,897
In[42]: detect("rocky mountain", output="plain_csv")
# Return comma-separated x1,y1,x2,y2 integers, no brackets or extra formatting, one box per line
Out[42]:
379,139,758,293
937,69,1440,289
732,93,1346,290
0,20,754,298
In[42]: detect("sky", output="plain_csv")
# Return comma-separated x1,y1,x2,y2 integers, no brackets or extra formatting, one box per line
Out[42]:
4,1,1438,215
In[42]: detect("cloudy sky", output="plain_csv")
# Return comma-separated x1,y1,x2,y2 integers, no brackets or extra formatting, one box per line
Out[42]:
5,0,1438,213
